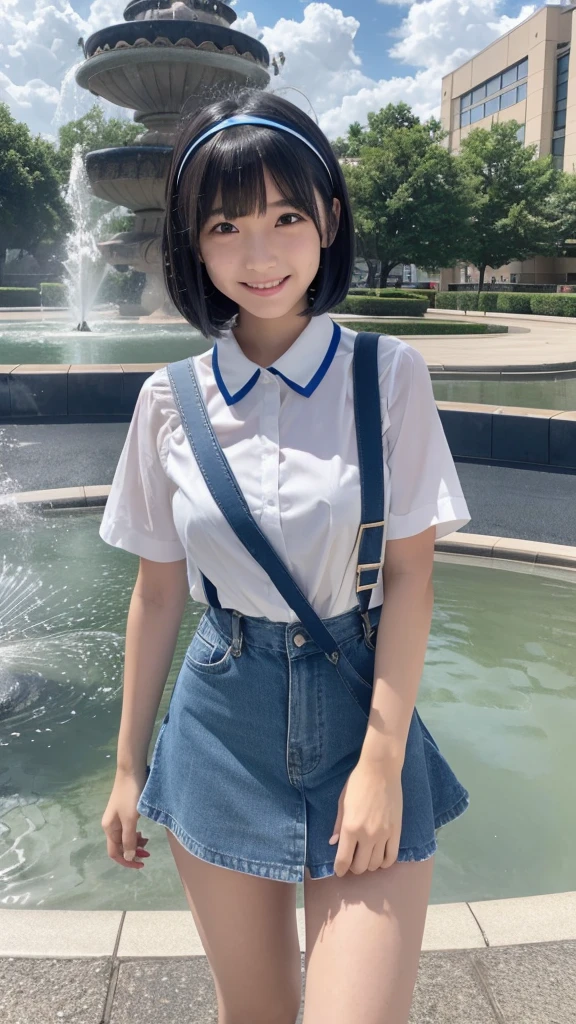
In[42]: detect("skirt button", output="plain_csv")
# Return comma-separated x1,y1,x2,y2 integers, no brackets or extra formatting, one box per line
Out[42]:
293,633,306,647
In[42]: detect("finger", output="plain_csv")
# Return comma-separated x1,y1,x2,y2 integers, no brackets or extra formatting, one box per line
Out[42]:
350,841,377,875
333,833,357,877
382,838,400,868
368,839,388,871
105,837,145,869
122,825,139,861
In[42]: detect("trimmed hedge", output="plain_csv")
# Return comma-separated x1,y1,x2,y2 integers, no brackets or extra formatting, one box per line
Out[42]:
435,291,576,316
349,287,436,307
0,287,39,306
456,292,479,311
332,296,428,317
477,291,499,312
529,293,576,316
40,282,67,306
339,319,508,335
496,293,532,314
435,292,457,309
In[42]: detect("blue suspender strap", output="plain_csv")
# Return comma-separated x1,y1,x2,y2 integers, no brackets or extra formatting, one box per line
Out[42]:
165,329,385,660
353,333,386,636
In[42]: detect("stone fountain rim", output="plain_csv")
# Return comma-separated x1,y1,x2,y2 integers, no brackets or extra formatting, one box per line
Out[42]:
75,45,271,99
85,145,174,169
82,19,269,66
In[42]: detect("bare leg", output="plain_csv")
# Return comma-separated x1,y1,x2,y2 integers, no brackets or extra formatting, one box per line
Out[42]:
166,828,303,1024
302,856,434,1024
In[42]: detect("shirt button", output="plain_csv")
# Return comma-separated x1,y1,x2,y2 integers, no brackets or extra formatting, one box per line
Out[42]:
293,633,307,647
267,497,275,506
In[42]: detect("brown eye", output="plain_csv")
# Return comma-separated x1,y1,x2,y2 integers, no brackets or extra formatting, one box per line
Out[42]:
212,222,237,234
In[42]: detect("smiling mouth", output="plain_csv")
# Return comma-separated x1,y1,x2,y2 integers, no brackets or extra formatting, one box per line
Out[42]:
242,276,290,292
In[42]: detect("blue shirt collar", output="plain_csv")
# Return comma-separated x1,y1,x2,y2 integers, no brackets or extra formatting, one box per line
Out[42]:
212,314,341,407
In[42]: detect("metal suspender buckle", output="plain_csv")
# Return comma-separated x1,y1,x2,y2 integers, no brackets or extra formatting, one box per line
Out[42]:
356,519,386,592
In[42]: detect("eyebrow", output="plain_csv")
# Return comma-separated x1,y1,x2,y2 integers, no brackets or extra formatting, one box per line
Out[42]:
207,198,298,218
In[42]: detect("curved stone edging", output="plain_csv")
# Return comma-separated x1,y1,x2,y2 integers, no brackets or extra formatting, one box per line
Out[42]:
1,891,576,955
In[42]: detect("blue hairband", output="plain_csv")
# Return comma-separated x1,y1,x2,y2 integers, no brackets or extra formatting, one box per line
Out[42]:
174,115,334,188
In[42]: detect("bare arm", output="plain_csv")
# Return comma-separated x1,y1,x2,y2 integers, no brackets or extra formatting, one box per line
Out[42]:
116,555,190,776
360,525,436,771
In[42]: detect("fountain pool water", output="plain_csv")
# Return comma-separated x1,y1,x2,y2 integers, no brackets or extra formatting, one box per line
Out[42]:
0,505,574,910
0,319,575,412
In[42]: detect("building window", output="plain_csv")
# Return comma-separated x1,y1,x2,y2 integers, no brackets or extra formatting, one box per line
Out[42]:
501,66,517,88
500,88,518,109
516,124,525,145
455,57,528,129
552,50,569,171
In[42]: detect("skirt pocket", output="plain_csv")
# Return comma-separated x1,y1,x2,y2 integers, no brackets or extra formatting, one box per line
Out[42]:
185,613,234,674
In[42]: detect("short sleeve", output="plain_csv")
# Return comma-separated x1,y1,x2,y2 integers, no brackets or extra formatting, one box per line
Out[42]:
384,342,471,541
99,376,187,562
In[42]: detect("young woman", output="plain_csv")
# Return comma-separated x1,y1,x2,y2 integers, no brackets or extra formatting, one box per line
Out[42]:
100,88,471,1024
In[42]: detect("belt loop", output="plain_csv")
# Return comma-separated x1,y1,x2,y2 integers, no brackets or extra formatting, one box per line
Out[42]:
231,609,243,657
361,609,376,650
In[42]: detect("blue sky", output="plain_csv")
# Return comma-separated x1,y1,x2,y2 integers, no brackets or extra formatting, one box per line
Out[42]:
0,0,543,140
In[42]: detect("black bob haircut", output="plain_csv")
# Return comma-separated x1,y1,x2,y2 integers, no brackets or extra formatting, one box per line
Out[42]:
163,87,355,339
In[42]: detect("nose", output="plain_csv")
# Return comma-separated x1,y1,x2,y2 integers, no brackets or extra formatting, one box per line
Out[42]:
244,233,278,273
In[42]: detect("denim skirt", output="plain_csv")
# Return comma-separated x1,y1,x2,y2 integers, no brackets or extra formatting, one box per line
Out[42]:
137,603,470,882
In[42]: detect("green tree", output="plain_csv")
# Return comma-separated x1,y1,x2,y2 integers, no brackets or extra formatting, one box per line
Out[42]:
54,104,142,186
0,102,70,285
550,171,576,258
457,120,559,290
339,103,472,287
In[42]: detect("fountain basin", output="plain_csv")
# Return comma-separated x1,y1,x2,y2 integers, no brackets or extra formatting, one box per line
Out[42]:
85,146,172,211
76,22,269,114
0,514,574,908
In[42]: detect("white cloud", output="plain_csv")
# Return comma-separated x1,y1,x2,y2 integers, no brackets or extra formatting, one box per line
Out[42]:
0,0,543,142
388,0,537,69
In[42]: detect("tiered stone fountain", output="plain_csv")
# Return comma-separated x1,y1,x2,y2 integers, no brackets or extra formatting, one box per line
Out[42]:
75,0,270,315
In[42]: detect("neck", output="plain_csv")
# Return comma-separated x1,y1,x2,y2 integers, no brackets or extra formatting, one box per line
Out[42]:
232,297,311,367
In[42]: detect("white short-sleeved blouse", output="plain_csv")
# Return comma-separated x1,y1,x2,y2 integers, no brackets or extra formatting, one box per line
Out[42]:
99,313,471,621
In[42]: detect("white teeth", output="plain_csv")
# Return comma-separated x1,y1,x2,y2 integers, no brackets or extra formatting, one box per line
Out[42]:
245,278,285,290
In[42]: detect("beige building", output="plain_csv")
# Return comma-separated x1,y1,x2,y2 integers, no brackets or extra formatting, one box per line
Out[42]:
440,3,576,286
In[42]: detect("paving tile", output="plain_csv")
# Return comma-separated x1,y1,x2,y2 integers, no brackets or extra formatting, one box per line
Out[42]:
472,940,576,1023
421,902,486,950
111,958,219,1023
408,949,499,1023
469,891,576,946
0,909,121,957
119,911,205,957
0,957,110,1024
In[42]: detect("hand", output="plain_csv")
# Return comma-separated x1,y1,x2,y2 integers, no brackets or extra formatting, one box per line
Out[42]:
328,759,403,876
102,768,151,870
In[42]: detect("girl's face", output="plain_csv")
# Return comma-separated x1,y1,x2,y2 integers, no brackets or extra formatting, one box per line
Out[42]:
198,166,341,321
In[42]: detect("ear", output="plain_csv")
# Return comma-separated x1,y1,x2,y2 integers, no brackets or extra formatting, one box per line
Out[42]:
322,196,341,248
